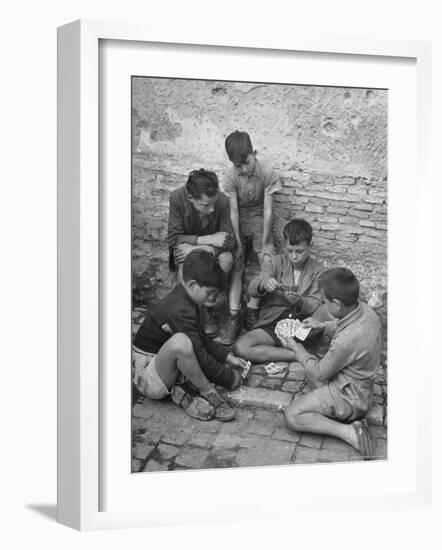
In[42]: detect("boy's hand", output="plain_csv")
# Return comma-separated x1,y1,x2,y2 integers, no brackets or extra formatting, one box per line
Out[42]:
262,277,280,293
279,335,304,356
175,243,194,263
226,353,248,370
261,243,276,259
302,317,324,330
228,369,243,391
210,232,232,248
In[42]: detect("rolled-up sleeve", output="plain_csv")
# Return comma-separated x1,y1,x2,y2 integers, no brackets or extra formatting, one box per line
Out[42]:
264,167,282,196
221,171,237,199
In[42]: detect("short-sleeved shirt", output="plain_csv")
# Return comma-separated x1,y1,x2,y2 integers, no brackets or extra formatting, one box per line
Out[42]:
222,158,281,209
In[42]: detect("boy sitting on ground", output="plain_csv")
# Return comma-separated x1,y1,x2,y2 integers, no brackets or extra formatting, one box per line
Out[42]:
167,168,235,338
281,267,382,459
133,250,247,422
234,218,324,363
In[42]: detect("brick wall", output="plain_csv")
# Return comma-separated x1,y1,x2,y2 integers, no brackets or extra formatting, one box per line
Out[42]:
132,77,387,324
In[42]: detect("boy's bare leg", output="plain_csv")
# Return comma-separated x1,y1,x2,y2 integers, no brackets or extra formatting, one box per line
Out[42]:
177,262,184,283
284,391,358,449
153,333,213,393
234,329,297,363
228,258,243,312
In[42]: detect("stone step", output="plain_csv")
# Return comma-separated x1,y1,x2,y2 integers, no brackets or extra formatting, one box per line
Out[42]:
222,384,386,428
224,386,292,412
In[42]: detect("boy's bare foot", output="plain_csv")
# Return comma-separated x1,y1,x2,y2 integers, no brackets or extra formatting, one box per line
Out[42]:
351,419,376,460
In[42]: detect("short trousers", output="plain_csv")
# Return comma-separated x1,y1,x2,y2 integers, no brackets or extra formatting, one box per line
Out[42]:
132,346,171,400
312,383,357,423
239,208,264,255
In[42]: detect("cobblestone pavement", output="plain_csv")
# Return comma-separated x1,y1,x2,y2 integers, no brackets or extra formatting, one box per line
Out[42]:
132,309,388,472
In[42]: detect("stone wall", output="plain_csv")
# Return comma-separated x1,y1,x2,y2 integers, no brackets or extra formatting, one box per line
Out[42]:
132,77,387,325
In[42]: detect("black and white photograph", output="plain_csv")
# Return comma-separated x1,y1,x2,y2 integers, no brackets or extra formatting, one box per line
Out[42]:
130,76,388,472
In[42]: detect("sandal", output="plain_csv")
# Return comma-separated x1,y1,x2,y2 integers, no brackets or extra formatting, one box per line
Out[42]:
201,389,236,422
171,384,215,421
353,418,376,460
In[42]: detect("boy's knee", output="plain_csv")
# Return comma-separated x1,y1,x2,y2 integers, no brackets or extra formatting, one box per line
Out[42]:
218,251,234,273
170,333,193,355
284,403,301,431
233,336,248,358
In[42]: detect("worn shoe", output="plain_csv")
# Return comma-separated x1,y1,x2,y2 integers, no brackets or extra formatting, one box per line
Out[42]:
200,306,219,338
219,313,242,345
244,307,259,330
201,389,236,422
171,384,215,421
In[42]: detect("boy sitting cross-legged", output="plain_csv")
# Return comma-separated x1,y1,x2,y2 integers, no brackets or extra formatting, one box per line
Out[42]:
233,218,324,363
133,249,248,422
281,267,382,459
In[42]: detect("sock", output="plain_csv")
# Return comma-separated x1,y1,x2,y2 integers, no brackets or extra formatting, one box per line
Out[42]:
230,309,241,317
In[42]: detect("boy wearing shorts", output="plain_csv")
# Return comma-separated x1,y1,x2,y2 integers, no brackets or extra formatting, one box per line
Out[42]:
220,131,282,344
167,168,235,337
282,267,382,459
133,250,247,422
234,219,324,363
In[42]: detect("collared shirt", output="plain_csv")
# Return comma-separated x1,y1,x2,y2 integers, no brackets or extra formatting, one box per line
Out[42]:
167,185,234,270
133,283,234,389
297,302,382,417
248,254,325,326
222,158,281,209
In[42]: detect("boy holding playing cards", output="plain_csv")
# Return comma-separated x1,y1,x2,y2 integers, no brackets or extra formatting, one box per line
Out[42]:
234,218,324,363
281,268,381,458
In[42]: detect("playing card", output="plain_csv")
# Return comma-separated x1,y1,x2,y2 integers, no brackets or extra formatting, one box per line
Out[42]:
275,318,312,341
264,362,287,375
241,360,252,379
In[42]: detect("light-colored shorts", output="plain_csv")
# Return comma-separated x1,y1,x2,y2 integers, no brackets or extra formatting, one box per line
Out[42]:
312,383,357,422
132,346,171,400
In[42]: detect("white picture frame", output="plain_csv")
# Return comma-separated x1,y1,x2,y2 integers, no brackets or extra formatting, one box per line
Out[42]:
57,19,433,531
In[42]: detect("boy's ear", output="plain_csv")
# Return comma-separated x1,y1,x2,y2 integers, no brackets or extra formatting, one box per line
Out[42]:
186,279,197,291
334,298,343,310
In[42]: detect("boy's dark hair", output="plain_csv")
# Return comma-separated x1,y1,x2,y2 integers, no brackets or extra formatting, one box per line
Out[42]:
283,218,313,245
225,131,254,165
320,267,360,307
182,249,225,290
185,169,219,199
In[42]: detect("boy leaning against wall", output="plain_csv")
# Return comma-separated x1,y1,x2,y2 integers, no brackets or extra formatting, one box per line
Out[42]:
220,131,282,345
